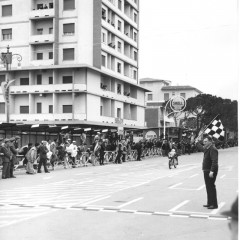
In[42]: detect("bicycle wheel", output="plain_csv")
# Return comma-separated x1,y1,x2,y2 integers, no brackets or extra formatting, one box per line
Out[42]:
169,159,172,169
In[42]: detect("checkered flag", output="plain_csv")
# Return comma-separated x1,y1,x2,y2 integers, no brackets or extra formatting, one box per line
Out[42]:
204,116,225,141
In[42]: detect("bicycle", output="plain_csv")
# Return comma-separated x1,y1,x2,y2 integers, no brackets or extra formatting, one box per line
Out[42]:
168,156,178,169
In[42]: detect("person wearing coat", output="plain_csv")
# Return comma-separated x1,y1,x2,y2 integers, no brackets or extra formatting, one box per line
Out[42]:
26,143,40,174
9,137,19,178
0,139,11,179
196,136,219,209
37,141,50,173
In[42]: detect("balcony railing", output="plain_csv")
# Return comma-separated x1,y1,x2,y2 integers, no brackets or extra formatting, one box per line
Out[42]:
30,34,54,44
30,8,54,19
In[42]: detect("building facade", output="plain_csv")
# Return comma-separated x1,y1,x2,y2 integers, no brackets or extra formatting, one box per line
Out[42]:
0,0,148,132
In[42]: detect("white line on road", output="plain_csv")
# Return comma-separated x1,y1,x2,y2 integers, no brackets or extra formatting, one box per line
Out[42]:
220,175,226,179
83,195,111,206
169,200,190,212
169,183,183,189
43,177,52,180
118,197,143,208
210,202,225,214
189,174,199,179
197,185,205,190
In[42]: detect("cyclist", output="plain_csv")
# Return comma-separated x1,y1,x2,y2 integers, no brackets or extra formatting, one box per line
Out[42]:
168,148,178,165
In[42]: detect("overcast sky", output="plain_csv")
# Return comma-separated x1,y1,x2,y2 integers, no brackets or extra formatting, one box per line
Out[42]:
139,0,238,100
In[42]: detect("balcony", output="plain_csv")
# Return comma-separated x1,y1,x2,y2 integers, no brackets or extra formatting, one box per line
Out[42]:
99,87,138,105
31,59,54,67
30,34,54,44
9,84,87,94
10,113,87,122
30,8,54,19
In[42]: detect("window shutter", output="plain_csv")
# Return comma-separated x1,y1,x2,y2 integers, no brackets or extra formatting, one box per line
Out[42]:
2,5,12,17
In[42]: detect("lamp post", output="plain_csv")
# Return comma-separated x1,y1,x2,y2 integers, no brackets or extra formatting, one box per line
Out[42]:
0,45,22,123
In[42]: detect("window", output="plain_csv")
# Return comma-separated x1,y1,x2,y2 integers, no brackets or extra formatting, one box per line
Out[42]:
49,52,53,59
102,32,106,43
62,76,73,84
37,75,42,85
118,20,122,31
2,5,12,17
0,75,5,85
2,29,12,40
180,93,186,98
63,0,75,10
49,105,53,113
63,105,72,113
117,42,121,52
37,53,43,60
164,93,169,101
100,106,103,116
20,78,29,85
49,28,53,34
49,3,54,8
101,55,106,67
133,70,137,80
37,4,43,9
172,92,175,96
63,23,75,35
134,13,137,23
117,84,121,94
102,8,106,20
148,94,153,101
37,28,43,35
134,51,137,61
117,108,121,118
63,48,74,60
117,63,121,73
118,0,122,10
37,103,42,113
0,103,5,114
134,32,137,42
49,77,53,84
20,106,29,114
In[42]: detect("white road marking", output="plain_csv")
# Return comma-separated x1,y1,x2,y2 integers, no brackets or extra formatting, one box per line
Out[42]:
83,195,111,205
169,200,190,212
169,183,183,189
220,174,226,179
197,185,205,190
43,177,52,180
170,214,189,218
210,202,225,214
189,174,199,179
118,197,143,208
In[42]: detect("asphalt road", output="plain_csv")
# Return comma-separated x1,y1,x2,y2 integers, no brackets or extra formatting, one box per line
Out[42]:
0,147,238,240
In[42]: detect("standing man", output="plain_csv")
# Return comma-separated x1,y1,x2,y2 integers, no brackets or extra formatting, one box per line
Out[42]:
9,137,19,178
37,141,50,173
196,136,219,209
0,139,11,179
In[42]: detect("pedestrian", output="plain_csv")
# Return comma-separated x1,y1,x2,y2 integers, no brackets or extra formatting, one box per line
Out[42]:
50,139,58,170
221,197,238,240
196,136,219,209
26,143,40,174
115,143,123,164
0,139,11,179
37,141,50,173
98,139,105,165
9,137,19,178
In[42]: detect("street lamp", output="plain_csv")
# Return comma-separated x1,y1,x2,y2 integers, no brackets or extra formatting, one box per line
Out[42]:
0,45,22,123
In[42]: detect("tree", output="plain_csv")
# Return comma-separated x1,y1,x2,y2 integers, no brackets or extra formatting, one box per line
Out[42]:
184,94,238,135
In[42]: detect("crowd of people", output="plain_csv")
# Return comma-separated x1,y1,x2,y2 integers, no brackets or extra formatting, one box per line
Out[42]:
0,134,237,180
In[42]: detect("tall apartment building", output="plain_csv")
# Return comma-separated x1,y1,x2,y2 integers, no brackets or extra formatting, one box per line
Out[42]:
0,0,148,133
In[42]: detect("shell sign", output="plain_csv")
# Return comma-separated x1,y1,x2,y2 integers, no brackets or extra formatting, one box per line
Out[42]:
170,96,186,112
145,131,157,139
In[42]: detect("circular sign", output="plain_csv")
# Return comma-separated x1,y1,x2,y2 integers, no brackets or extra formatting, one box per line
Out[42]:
145,130,157,139
170,96,186,112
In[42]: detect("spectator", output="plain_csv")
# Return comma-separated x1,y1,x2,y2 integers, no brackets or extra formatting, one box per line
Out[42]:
26,143,40,174
37,141,50,173
0,139,11,179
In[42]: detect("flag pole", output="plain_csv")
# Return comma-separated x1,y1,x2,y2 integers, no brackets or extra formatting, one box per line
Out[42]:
195,114,220,142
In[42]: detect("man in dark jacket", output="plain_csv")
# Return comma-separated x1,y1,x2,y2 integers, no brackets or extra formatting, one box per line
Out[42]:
196,136,218,209
0,139,11,179
37,141,50,173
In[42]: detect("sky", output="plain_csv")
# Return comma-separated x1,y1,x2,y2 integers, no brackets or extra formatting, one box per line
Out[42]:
139,0,238,100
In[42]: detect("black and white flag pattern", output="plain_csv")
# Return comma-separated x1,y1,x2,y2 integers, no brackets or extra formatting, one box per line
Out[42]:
204,116,225,141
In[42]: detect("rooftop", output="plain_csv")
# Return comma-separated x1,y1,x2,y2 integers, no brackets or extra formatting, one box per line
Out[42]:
161,85,202,94
139,78,171,85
